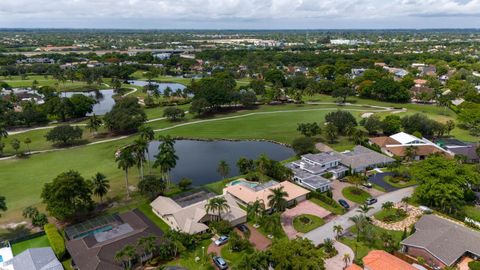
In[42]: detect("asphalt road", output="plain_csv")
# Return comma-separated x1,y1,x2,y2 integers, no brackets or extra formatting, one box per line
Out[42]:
304,187,415,245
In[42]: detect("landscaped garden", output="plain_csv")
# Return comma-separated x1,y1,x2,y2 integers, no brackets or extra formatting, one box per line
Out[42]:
374,208,408,223
341,187,371,204
293,214,325,233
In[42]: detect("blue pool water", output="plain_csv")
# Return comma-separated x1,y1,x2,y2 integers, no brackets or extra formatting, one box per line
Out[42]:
230,180,258,188
74,225,114,239
0,255,3,263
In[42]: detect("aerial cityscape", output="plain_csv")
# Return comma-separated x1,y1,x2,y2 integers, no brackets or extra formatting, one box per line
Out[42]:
0,1,479,270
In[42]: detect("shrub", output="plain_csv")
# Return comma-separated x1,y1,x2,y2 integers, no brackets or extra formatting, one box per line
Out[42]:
468,261,480,270
44,223,65,259
209,220,232,235
322,172,333,179
291,137,315,155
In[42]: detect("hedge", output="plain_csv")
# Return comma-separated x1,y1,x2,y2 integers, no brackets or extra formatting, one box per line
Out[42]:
44,224,65,259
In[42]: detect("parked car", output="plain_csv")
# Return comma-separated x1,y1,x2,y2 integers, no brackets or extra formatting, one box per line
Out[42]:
338,199,350,209
362,182,373,188
214,235,229,246
237,224,249,233
213,256,228,269
365,197,378,205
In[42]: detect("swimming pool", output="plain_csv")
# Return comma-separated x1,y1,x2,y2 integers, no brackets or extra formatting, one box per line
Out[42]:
74,225,114,239
229,179,259,188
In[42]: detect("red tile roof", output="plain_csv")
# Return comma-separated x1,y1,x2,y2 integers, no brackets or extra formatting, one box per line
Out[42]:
363,250,416,270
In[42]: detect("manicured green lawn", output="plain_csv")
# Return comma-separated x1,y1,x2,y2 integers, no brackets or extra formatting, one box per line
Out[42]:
339,225,403,261
383,177,417,188
341,187,371,204
11,235,50,255
292,214,325,233
374,208,408,223
309,198,345,216
221,243,251,269
137,202,171,232
165,239,212,270
2,75,109,92
464,205,480,222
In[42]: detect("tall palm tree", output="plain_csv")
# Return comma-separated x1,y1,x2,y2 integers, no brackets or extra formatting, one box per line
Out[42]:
138,126,155,172
122,245,137,269
91,172,110,203
333,224,343,239
342,253,351,269
217,160,230,179
153,136,178,186
205,197,230,221
137,235,157,261
349,214,368,242
116,146,136,199
247,200,265,226
357,204,374,215
267,186,289,212
132,139,148,180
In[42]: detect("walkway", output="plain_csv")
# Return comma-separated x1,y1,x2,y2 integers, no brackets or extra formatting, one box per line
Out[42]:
242,224,271,250
324,242,355,270
304,187,415,245
281,200,331,239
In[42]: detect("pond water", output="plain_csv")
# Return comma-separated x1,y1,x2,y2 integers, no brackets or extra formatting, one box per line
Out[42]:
127,80,186,93
146,140,294,186
61,89,115,116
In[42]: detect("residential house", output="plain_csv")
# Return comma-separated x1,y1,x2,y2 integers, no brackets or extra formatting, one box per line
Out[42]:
66,210,164,270
286,146,394,191
351,68,367,78
150,191,246,234
6,247,63,270
346,250,417,270
223,180,309,210
401,215,480,269
369,132,453,160
436,138,479,163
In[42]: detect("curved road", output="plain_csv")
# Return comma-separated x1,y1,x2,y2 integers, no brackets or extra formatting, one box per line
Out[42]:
304,187,415,245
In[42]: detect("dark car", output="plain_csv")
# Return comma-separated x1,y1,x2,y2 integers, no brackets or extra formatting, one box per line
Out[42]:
365,197,378,205
338,199,350,209
213,256,228,270
237,224,249,233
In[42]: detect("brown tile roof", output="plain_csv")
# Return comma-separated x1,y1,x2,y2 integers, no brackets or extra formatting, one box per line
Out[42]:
363,250,416,270
369,136,400,147
386,145,446,157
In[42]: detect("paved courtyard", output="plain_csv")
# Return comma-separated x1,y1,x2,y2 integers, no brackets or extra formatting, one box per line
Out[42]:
281,200,331,239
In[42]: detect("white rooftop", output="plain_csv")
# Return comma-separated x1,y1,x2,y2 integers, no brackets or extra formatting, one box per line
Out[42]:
390,132,423,145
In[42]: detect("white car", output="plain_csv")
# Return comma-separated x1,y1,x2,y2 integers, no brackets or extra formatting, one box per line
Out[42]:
214,235,229,246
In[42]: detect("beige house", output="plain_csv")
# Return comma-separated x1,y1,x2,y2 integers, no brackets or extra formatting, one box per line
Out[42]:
223,180,310,210
150,192,246,234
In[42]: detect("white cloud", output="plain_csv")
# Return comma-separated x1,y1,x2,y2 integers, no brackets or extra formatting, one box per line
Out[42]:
0,0,479,28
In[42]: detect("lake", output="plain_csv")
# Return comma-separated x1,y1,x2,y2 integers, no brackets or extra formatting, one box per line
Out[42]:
146,140,294,186
61,89,115,116
127,80,186,93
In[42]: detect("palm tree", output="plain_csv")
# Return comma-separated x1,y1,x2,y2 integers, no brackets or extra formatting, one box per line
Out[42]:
137,235,157,261
115,146,136,199
357,204,374,215
255,154,270,175
205,197,230,221
132,138,148,180
153,135,178,186
333,224,343,239
138,126,155,172
347,175,364,189
217,160,230,179
91,172,109,203
86,114,102,135
247,200,265,226
323,238,335,255
23,137,31,154
262,212,280,236
405,145,418,162
382,201,394,211
0,196,7,217
267,186,289,212
114,249,126,268
349,215,368,242
122,244,137,269
342,253,351,269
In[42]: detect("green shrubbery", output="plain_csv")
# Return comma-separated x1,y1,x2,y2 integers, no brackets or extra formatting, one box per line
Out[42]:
44,223,65,259
468,260,480,270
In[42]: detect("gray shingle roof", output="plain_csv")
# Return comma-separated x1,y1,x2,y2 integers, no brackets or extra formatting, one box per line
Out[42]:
12,247,63,270
302,152,340,165
401,215,480,266
336,145,395,170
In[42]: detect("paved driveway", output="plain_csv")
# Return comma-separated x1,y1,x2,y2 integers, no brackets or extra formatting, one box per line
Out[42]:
330,181,384,208
304,187,414,245
240,224,271,251
369,172,398,192
281,200,331,239
324,242,355,270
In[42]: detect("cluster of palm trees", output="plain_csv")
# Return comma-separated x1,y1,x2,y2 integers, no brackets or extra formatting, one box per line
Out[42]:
115,126,178,199
114,235,157,269
205,196,230,221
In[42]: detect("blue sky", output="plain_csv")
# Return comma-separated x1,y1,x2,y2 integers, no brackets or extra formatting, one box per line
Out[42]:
0,0,479,29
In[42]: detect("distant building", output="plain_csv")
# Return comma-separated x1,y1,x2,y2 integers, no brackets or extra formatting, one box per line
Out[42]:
330,39,359,45
369,132,453,160
436,138,479,163
16,58,55,64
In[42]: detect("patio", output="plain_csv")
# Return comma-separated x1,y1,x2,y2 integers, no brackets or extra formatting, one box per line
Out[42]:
281,200,331,239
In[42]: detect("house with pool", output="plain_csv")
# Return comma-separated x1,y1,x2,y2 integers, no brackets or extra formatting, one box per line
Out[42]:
150,190,247,234
223,179,310,210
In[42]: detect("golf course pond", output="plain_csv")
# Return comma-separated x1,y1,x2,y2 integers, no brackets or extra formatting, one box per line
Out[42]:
146,139,295,185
